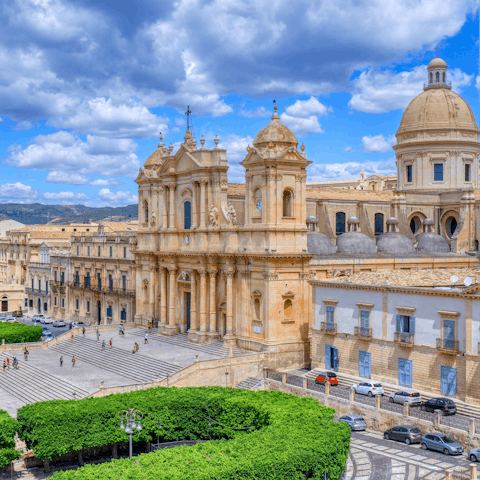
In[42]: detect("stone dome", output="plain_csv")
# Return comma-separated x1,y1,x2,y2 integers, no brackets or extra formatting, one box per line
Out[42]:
397,88,479,138
307,232,336,255
428,57,447,68
253,106,298,151
415,233,450,253
144,149,163,168
376,232,415,254
336,232,377,255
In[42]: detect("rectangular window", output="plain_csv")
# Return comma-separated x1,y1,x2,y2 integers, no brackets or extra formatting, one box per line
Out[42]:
54,297,57,306
76,245,79,255
60,271,65,285
123,246,127,259
87,246,90,256
24,298,28,307
98,246,101,257
434,163,443,181
97,272,101,289
122,275,127,291
326,306,335,323
465,164,471,182
109,274,113,291
75,271,80,287
61,298,65,308
44,302,48,312
54,271,57,283
85,272,90,288
360,310,370,335
38,279,41,292
443,319,455,350
406,165,412,183
31,278,34,290
76,299,79,310
46,281,48,294
109,246,112,257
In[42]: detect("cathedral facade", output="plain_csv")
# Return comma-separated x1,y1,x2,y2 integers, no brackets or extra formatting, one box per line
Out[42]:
135,57,480,370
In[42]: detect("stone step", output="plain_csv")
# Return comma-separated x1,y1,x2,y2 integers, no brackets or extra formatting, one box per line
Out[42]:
235,377,262,390
49,337,182,383
0,353,90,404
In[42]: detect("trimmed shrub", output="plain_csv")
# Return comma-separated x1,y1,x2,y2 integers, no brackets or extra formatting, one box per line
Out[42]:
0,410,21,469
17,387,350,479
0,323,42,344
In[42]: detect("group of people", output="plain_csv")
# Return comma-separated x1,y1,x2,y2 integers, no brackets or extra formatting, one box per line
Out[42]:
59,355,76,367
2,357,19,370
101,338,113,349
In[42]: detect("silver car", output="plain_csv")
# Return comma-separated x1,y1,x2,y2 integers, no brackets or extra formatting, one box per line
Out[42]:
338,415,367,431
421,433,463,455
351,382,384,397
468,448,480,462
53,320,66,327
389,390,422,406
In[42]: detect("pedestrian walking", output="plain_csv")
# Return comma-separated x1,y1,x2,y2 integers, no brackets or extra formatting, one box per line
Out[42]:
96,329,100,341
82,327,86,337
72,356,76,367
60,355,63,367
102,339,105,349
144,332,149,344
2,360,6,372
6,357,10,370
25,349,29,361
109,338,112,348
23,350,27,361
118,324,122,336
122,326,125,337
71,334,74,343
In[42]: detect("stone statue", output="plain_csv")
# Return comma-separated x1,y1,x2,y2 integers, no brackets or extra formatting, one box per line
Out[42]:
209,205,219,227
150,212,156,227
226,203,237,226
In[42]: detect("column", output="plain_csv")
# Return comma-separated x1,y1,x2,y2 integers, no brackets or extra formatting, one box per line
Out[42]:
162,187,168,229
225,269,235,336
200,180,206,227
168,266,177,325
157,187,163,230
208,268,217,332
199,269,207,332
192,182,198,229
168,184,176,230
150,265,157,322
160,267,167,325
189,270,197,331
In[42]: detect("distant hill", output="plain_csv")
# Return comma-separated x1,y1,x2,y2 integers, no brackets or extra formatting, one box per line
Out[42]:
0,203,138,225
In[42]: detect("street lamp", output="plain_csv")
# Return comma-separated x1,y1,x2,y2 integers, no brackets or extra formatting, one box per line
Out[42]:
119,408,143,458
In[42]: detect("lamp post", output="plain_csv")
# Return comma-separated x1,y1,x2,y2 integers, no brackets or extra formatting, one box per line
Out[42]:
119,408,143,458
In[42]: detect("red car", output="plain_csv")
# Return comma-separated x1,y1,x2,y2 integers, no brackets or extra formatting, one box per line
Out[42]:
315,372,338,385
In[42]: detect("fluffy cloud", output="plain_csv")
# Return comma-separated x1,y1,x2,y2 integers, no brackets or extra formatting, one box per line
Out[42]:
308,158,396,181
349,65,474,114
42,191,90,203
279,97,331,136
11,120,34,131
97,188,138,206
361,134,396,153
280,115,323,136
217,134,254,182
0,182,39,203
239,107,271,118
46,171,89,185
89,178,123,186
6,132,140,178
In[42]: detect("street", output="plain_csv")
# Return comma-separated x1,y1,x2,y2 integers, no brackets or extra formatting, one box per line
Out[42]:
16,315,71,338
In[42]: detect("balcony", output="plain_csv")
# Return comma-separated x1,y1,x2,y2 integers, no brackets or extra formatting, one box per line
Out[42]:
67,279,135,297
436,338,459,354
394,332,414,347
354,326,372,340
320,322,337,335
25,288,49,296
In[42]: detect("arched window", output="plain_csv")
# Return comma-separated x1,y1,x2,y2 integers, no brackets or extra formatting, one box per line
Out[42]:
436,71,440,82
143,201,149,223
283,190,293,217
445,216,458,238
410,216,422,235
184,201,192,230
374,213,384,235
106,305,113,317
442,72,445,82
254,298,260,320
429,72,433,83
284,299,292,318
336,212,346,235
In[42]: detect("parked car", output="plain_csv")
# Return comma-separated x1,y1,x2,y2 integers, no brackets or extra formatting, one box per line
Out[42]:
468,447,480,462
32,314,44,322
315,372,339,386
421,398,457,415
384,425,422,444
5,317,17,323
12,310,23,317
388,390,422,406
0,316,6,322
420,433,463,455
53,320,66,327
338,415,367,431
42,332,54,341
351,381,384,397
42,328,51,335
69,321,91,329
43,316,54,324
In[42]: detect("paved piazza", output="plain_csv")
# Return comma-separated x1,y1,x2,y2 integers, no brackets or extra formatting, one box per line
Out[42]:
347,429,472,479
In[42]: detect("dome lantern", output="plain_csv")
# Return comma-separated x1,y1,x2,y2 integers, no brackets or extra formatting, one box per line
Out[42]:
424,55,450,91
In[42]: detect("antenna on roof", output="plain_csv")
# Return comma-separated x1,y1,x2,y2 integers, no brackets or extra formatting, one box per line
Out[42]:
185,105,195,139
464,277,472,287
450,275,458,283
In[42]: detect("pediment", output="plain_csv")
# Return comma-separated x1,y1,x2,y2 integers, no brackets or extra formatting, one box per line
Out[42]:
157,144,203,175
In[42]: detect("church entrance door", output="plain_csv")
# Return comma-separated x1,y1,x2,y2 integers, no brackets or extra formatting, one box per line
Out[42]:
97,301,101,325
185,292,191,330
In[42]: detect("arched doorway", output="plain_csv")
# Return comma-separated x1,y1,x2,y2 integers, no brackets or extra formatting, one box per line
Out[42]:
410,216,422,235
97,301,102,325
445,216,458,238
1,296,8,312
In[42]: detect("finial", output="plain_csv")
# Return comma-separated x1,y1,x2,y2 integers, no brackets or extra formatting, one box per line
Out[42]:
157,131,164,149
200,135,205,149
214,135,219,149
271,99,279,119
435,45,439,57
300,143,305,152
168,142,174,153
246,144,251,152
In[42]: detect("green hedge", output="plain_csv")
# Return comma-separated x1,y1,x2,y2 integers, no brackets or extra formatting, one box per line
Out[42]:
0,323,43,344
17,387,350,479
0,410,21,469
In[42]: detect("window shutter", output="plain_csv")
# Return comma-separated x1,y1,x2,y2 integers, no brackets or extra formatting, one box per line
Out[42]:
396,315,402,333
325,345,331,370
409,317,415,334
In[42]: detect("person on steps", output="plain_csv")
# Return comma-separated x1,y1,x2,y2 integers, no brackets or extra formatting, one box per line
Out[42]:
96,330,100,341
60,355,63,367
102,339,106,349
72,356,76,367
109,338,112,348
82,327,86,337
144,332,149,344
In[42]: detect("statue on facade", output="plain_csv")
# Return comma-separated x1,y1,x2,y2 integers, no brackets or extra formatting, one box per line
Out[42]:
150,212,156,228
226,203,237,226
209,205,219,227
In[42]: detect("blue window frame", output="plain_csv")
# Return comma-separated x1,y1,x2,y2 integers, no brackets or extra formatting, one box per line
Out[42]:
24,298,28,307
360,310,370,336
121,308,127,321
46,281,48,294
107,305,113,317
443,319,455,350
359,351,371,378
406,165,412,183
434,163,443,181
184,201,192,230
38,279,41,291
336,212,345,235
325,345,338,372
86,301,90,312
374,213,384,235
398,358,412,388
326,306,335,323
441,366,457,397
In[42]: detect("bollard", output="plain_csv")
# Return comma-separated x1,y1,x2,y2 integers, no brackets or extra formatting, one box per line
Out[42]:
303,377,308,390
263,366,268,382
471,463,478,480
349,388,355,402
375,394,381,410
434,409,442,427
112,443,118,459
195,354,199,363
325,381,331,395
445,470,453,480
282,373,287,384
403,402,410,417
470,418,477,437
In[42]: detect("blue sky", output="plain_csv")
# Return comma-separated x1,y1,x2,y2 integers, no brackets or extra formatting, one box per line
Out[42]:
0,0,478,207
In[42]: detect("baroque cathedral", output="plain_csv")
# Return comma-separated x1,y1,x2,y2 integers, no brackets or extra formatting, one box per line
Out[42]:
134,57,480,369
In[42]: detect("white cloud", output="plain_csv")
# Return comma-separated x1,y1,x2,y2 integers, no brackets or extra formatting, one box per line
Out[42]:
361,134,396,153
279,97,331,136
280,114,323,136
217,134,254,182
7,132,140,178
308,158,396,181
11,120,34,131
349,65,474,114
0,182,39,203
89,178,123,186
342,146,355,153
284,97,332,117
97,188,138,206
239,107,271,118
42,191,89,203
46,171,89,185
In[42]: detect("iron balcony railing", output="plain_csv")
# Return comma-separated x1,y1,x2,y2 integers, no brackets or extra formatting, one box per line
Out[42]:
436,338,459,353
394,332,414,346
423,81,451,88
354,326,372,339
320,322,337,334
25,288,49,295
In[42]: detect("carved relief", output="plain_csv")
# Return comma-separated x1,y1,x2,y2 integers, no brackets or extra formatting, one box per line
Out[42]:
209,205,219,226
226,203,238,226
262,271,278,281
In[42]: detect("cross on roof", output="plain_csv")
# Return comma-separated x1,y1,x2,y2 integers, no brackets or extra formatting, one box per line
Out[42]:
185,106,191,130
435,45,439,57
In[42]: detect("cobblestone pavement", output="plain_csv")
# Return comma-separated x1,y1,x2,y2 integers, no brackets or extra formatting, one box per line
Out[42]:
347,429,473,479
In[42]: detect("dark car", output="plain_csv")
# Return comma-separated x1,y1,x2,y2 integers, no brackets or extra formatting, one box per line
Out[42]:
384,425,422,444
315,372,339,385
421,398,457,415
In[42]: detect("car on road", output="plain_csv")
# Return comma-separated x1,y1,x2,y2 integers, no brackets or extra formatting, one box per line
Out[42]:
69,321,91,329
338,415,366,431
0,316,6,322
32,315,44,322
384,425,422,444
53,320,66,327
42,332,54,341
420,398,457,415
315,372,338,386
388,390,422,406
468,447,480,462
43,316,54,324
420,433,463,455
12,310,23,317
351,381,384,397
5,316,17,323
